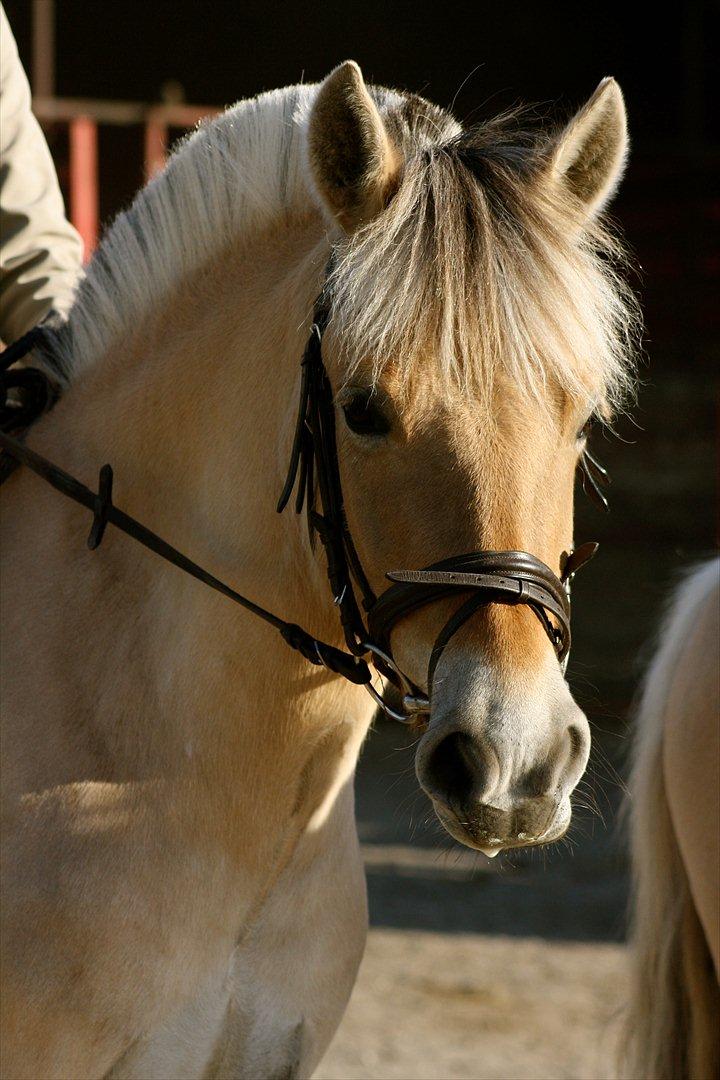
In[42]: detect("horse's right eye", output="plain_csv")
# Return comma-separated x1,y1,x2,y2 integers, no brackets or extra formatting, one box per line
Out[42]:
342,391,391,437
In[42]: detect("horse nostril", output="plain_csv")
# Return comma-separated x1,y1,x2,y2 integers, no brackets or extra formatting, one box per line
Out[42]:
567,723,585,758
566,722,590,775
422,731,494,809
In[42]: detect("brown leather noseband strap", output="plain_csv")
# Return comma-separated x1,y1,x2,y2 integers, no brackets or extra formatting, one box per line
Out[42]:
370,551,571,657
365,546,600,707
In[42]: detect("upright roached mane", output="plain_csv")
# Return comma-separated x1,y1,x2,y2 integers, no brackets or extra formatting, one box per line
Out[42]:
46,84,638,412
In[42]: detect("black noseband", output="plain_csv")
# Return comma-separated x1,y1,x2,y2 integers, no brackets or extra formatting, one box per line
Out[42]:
371,551,572,661
366,543,598,711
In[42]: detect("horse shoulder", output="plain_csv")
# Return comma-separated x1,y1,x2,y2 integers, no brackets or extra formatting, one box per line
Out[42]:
0,779,253,1078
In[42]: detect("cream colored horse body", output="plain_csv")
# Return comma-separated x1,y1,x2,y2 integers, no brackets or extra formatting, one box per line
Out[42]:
624,559,720,1080
109,783,367,1078
2,222,371,1079
1,64,634,1077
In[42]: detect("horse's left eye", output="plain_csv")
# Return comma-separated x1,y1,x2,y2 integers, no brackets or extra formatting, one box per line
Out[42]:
342,391,391,437
577,416,594,441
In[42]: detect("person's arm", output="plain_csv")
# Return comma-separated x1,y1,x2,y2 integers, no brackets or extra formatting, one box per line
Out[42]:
0,4,83,342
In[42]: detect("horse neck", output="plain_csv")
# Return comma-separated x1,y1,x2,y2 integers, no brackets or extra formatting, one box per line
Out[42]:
23,214,372,823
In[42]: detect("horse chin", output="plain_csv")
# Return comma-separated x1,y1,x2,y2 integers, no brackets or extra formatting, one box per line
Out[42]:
431,798,572,857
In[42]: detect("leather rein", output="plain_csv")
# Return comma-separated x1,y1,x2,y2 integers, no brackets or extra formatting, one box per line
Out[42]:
0,290,601,723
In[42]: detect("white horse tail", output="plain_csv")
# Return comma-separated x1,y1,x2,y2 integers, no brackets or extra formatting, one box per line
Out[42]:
622,560,720,1080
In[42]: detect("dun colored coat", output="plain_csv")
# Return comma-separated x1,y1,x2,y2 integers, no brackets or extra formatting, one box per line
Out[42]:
1,62,635,1078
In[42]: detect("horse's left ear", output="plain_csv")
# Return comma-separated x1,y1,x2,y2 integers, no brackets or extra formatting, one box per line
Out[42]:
547,77,628,218
307,60,403,232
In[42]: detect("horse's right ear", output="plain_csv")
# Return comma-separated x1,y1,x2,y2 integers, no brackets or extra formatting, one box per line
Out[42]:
546,77,628,219
308,61,402,233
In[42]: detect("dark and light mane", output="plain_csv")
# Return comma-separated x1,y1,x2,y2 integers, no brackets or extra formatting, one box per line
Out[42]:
49,83,638,413
331,105,639,411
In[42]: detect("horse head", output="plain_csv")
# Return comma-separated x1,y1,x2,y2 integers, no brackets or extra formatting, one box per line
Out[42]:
305,62,635,853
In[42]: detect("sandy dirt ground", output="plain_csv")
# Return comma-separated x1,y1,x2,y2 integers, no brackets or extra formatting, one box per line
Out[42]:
314,722,630,1080
317,930,626,1080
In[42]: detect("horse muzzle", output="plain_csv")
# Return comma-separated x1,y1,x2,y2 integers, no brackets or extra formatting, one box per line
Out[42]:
413,657,591,853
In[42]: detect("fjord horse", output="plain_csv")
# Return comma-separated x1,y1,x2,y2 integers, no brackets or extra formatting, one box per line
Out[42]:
1,62,636,1077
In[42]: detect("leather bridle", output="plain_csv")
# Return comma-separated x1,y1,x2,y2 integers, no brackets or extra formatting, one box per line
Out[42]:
0,282,601,723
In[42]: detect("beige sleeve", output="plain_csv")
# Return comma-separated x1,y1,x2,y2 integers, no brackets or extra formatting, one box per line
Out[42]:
0,4,83,342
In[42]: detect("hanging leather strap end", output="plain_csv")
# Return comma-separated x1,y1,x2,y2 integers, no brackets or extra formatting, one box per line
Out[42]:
561,541,599,583
87,464,114,550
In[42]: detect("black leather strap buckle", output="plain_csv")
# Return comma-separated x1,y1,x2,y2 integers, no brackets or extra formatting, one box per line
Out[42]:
1,367,55,433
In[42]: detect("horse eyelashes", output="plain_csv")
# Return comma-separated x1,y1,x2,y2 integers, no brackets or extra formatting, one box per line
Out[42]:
578,447,610,512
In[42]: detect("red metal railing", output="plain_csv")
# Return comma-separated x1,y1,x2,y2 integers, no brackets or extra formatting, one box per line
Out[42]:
68,116,98,256
33,97,219,261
